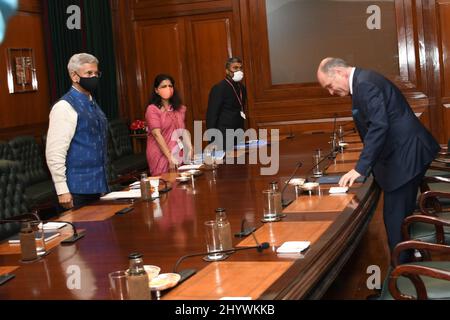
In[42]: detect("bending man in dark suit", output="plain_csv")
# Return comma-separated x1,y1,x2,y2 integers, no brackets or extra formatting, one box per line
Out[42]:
317,57,440,260
206,57,247,150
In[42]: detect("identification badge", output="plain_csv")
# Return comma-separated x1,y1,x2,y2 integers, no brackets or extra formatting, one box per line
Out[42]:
240,111,246,119
177,139,184,150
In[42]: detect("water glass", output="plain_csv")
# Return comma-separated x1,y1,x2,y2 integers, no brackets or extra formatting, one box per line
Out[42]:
204,220,226,261
109,271,130,300
262,190,278,222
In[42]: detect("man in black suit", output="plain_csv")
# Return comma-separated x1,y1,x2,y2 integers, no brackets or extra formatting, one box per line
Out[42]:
206,57,247,150
317,57,440,261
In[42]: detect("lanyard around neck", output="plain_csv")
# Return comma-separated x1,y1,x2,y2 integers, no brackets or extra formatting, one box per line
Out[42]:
224,78,244,111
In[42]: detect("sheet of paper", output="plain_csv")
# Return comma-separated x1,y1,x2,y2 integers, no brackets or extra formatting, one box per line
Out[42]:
100,189,142,200
177,164,203,171
38,222,67,230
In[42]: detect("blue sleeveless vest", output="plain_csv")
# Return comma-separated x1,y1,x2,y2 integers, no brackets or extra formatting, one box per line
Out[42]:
60,87,108,194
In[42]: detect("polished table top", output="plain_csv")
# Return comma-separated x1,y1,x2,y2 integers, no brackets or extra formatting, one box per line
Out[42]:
0,132,380,300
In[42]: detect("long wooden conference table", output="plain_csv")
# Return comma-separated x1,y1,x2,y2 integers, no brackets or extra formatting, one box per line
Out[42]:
0,131,380,300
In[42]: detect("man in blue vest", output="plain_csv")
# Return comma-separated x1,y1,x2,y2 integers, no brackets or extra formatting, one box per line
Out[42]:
317,57,440,262
46,53,108,209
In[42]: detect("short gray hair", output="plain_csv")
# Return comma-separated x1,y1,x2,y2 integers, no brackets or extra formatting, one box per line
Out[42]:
320,57,350,75
225,57,242,69
67,53,99,75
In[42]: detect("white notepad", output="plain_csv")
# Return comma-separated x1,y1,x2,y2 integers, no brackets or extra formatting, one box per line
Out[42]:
329,187,349,194
276,241,311,254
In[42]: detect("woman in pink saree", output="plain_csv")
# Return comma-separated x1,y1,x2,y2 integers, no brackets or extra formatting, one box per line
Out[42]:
145,74,192,176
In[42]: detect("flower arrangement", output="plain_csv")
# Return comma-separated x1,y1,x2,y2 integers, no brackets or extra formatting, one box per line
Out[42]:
130,119,147,134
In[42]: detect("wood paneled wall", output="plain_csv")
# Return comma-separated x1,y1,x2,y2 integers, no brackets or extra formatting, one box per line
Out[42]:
112,0,447,142
112,0,241,134
0,0,50,143
437,0,450,140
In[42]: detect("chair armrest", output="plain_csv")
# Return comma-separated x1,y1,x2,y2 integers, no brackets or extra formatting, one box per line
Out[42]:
392,240,450,267
419,190,450,216
421,175,450,193
434,158,450,164
389,264,450,300
402,215,450,244
422,176,450,184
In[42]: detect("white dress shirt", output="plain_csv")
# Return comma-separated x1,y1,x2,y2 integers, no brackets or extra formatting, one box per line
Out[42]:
349,67,356,95
46,86,91,195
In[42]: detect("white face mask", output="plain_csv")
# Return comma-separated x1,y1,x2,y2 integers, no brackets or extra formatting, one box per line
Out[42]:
232,70,244,82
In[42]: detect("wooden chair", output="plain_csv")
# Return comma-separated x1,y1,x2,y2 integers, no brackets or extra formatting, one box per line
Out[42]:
380,239,450,299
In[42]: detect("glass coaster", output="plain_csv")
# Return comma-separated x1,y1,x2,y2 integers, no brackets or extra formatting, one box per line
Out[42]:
202,253,229,262
261,216,281,223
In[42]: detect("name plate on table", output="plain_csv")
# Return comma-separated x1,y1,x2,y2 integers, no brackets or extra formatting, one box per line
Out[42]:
236,221,332,248
283,194,355,214
163,261,293,300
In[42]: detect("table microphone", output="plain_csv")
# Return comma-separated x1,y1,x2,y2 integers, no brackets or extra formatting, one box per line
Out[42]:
281,161,303,207
234,218,256,238
342,127,357,137
173,233,269,283
159,178,172,193
305,148,339,175
331,113,338,135
1,217,85,244
53,221,85,244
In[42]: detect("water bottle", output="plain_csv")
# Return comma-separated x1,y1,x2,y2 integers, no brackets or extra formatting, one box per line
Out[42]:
140,173,151,200
215,208,233,250
269,182,282,215
19,222,37,261
127,252,151,300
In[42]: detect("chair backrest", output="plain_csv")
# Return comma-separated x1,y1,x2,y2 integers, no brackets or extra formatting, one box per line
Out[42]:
8,135,49,185
0,160,28,241
108,119,133,158
0,141,13,160
41,133,47,154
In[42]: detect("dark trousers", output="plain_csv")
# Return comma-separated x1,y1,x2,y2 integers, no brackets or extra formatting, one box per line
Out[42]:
382,170,426,263
72,193,101,209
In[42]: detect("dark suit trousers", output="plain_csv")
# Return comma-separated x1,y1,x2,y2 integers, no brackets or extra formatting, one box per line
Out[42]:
383,170,426,262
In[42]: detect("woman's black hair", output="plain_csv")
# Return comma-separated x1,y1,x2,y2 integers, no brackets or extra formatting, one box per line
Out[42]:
148,74,182,110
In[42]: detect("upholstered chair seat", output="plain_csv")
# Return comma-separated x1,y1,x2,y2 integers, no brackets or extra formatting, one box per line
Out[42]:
380,240,450,300
8,136,56,208
0,160,28,241
0,141,13,160
108,119,147,175
380,261,450,299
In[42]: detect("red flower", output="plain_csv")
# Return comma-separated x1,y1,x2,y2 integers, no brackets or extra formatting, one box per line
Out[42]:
130,120,147,132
